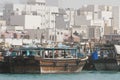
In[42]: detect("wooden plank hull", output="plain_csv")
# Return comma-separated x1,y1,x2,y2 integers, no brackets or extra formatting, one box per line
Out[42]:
2,56,87,74
94,63,120,71
40,59,85,74
94,58,120,71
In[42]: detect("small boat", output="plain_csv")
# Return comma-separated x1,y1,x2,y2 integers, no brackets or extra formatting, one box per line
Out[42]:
93,44,120,71
0,47,88,74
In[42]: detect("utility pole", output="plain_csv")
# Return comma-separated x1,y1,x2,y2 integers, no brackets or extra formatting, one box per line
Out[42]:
37,27,40,44
109,17,113,41
70,27,73,42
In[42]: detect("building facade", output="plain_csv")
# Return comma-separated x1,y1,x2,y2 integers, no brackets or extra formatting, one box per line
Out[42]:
3,0,58,30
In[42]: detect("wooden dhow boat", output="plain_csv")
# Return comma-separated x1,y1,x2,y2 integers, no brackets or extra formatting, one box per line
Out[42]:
0,47,88,74
93,44,120,71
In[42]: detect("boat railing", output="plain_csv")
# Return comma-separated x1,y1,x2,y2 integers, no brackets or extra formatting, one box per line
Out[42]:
2,47,86,60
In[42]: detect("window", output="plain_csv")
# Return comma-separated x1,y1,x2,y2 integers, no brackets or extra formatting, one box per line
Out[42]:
50,35,51,40
16,8,19,11
57,32,59,35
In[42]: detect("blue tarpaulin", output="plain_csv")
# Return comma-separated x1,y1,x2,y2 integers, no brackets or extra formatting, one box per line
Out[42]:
92,50,98,60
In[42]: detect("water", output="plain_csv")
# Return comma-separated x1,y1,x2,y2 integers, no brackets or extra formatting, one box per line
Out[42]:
0,71,119,80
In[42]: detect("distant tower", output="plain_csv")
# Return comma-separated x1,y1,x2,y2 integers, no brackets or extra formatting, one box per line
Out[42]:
27,0,46,5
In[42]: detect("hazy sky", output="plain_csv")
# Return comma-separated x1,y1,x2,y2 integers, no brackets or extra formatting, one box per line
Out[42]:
59,0,120,8
1,0,120,8
0,0,24,4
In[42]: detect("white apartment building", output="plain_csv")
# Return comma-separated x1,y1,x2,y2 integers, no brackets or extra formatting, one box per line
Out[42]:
47,28,67,42
3,0,63,43
4,1,46,29
112,6,120,34
64,8,76,28
75,5,113,40
46,6,58,29
3,0,58,30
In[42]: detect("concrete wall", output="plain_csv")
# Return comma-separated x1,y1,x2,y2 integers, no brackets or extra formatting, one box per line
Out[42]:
56,15,66,29
25,15,42,29
112,6,120,30
0,20,6,26
10,15,25,26
75,15,91,26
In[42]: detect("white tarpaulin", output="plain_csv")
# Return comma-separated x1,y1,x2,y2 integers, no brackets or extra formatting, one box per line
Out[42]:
12,39,22,45
114,45,120,54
